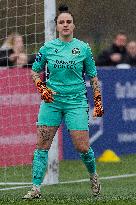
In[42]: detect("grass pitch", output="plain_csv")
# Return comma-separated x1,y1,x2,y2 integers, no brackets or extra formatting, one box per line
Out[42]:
0,154,136,205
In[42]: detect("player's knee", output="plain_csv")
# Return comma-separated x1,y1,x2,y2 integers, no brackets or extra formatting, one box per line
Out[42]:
36,143,51,150
76,145,89,153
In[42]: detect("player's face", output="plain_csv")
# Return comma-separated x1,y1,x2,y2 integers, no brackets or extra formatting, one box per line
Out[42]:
56,13,75,37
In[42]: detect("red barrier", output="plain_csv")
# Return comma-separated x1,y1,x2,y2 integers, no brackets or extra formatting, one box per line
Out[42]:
0,67,63,166
0,68,40,166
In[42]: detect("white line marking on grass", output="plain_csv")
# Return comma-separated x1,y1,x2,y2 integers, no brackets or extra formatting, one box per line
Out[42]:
0,182,32,185
60,173,136,184
100,173,136,180
0,173,136,191
0,185,31,191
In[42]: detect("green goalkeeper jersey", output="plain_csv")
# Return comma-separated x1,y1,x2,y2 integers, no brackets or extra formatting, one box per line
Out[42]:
32,38,97,97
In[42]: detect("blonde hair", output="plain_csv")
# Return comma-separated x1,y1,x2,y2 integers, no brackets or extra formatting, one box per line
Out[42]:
1,32,24,52
1,34,14,49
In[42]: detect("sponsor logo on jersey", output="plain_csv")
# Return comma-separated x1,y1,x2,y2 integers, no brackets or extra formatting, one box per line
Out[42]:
72,48,80,55
35,52,42,62
54,60,76,69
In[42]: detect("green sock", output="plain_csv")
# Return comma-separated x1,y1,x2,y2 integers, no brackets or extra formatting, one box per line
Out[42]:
80,146,96,175
32,149,48,186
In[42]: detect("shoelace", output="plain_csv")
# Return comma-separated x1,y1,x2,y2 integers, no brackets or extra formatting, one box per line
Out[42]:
91,176,98,189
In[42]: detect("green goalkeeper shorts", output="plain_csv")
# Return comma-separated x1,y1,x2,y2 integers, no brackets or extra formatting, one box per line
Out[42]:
37,94,89,130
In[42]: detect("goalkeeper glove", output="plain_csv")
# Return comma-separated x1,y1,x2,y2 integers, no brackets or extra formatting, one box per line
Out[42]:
93,93,104,118
36,80,54,103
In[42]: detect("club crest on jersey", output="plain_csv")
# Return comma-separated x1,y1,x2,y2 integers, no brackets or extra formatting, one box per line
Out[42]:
35,52,42,62
55,49,58,53
72,48,80,55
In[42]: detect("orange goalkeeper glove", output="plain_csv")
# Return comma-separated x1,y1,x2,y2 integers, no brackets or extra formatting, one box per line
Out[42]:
93,93,104,118
36,80,54,103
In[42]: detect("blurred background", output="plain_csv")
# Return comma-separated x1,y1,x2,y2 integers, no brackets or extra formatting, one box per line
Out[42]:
0,0,136,56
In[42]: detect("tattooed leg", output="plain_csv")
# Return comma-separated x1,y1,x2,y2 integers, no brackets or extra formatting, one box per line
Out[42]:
32,125,58,187
36,125,59,150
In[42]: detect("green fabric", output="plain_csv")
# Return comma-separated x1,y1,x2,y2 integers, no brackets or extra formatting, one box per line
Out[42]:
32,149,48,186
37,99,89,130
32,38,97,99
80,147,96,175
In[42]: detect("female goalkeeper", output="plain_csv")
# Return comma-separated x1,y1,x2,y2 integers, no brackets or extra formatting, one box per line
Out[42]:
23,4,104,199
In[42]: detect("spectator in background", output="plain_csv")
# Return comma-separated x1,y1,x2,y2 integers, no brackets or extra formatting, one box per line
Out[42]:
0,33,14,67
124,41,136,66
0,33,28,67
16,53,28,68
96,32,127,66
0,34,13,50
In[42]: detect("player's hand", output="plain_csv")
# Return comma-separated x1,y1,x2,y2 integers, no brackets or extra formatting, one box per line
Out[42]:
93,94,104,119
36,80,55,103
41,87,54,102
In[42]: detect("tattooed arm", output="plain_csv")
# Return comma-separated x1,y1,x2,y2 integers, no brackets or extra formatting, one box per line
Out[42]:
31,70,41,84
31,70,54,103
90,76,101,94
90,76,104,118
